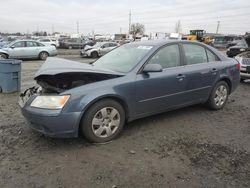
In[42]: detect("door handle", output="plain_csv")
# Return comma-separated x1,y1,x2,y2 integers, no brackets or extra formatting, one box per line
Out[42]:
211,68,218,74
176,74,185,81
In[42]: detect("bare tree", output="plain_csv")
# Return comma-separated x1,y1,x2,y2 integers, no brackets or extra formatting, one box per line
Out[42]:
130,23,145,40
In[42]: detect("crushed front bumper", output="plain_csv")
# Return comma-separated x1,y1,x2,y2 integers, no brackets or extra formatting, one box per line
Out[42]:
19,87,80,138
80,50,89,57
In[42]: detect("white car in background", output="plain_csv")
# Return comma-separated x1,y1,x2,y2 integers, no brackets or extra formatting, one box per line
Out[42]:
80,42,119,58
235,51,250,81
38,39,59,48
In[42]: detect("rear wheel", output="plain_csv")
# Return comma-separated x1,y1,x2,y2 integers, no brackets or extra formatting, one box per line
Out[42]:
80,99,125,143
207,81,229,110
39,52,49,60
91,51,98,58
0,53,7,59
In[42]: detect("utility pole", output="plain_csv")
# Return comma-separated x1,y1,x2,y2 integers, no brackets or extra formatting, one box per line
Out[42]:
77,21,79,34
52,24,54,34
120,27,122,34
216,21,220,34
128,10,131,35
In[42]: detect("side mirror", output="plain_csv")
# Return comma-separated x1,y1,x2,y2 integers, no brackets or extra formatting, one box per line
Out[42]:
10,46,15,49
143,64,163,73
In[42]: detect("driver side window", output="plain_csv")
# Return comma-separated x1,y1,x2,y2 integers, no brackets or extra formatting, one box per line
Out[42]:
148,44,181,69
12,41,25,48
102,44,109,48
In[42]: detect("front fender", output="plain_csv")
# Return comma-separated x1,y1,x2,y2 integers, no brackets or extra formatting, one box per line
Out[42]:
0,49,9,56
72,92,131,135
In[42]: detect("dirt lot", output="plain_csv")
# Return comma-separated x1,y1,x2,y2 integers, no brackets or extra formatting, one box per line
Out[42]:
0,51,250,188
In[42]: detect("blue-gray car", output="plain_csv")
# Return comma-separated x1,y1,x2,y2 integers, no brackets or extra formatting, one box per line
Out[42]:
19,40,240,143
0,40,57,60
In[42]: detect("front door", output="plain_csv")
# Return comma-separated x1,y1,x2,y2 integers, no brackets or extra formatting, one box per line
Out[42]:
135,44,188,115
8,41,26,58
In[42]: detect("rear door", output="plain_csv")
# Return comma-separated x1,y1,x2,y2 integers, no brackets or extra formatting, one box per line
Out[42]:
181,43,220,102
25,41,40,58
135,44,188,115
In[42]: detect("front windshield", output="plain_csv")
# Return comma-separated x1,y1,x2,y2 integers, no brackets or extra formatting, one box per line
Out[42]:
93,44,153,73
2,41,14,48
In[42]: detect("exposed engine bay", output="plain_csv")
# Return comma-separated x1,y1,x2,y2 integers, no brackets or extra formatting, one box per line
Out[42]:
31,57,124,93
36,72,121,93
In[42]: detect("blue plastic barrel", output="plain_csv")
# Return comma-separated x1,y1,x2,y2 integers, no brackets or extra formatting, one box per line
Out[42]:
0,59,21,93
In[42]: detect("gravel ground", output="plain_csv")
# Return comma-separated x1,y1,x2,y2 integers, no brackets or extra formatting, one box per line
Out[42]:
0,51,250,188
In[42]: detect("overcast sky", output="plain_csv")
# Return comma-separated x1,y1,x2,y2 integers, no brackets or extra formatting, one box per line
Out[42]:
0,0,249,35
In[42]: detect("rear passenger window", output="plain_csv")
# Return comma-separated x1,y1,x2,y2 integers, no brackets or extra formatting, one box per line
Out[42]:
148,44,180,69
183,44,207,65
206,49,219,62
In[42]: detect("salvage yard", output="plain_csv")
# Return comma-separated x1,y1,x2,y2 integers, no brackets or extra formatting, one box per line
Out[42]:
1,50,250,187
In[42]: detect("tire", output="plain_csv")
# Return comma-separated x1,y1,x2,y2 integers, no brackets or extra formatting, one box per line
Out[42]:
0,53,7,59
240,78,245,82
91,51,98,58
80,99,125,143
207,81,229,110
68,45,73,49
39,51,49,60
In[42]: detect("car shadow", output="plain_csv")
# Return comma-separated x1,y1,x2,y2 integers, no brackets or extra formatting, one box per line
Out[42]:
29,104,207,149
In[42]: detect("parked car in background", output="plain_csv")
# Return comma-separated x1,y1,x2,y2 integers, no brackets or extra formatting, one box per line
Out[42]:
19,40,240,143
235,51,250,81
0,40,57,60
80,42,119,58
58,37,70,48
60,38,85,49
213,35,239,49
226,39,249,57
226,37,244,48
38,38,59,47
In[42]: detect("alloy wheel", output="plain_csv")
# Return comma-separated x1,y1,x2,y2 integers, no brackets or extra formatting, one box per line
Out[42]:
214,85,228,107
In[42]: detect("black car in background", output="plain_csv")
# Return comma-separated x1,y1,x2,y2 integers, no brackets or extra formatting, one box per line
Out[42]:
60,38,85,49
226,39,249,57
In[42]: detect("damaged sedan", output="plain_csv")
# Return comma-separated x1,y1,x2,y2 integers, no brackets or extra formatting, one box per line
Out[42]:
19,40,240,143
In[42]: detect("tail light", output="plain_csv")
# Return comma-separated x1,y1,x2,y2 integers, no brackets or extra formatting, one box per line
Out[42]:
236,63,240,71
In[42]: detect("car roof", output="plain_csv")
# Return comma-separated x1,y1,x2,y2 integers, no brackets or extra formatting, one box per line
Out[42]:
125,39,204,47
12,39,39,43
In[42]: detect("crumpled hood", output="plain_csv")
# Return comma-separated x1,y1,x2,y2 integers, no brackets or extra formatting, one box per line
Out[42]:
84,45,94,51
34,57,125,79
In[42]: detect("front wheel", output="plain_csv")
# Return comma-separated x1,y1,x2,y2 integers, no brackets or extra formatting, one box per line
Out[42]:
91,51,98,58
207,81,229,110
80,99,125,143
0,53,7,59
